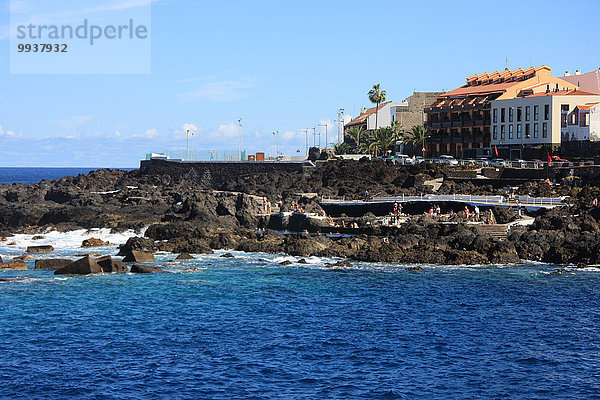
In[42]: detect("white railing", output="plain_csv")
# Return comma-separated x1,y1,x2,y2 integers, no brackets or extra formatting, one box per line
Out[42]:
321,193,565,207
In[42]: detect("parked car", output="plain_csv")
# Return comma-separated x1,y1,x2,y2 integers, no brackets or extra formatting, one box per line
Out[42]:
414,156,425,164
394,154,414,165
439,155,459,166
550,155,568,162
476,158,490,167
490,158,506,167
513,159,528,168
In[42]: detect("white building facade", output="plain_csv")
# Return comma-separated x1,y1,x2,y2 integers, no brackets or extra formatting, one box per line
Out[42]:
562,103,600,142
491,90,600,151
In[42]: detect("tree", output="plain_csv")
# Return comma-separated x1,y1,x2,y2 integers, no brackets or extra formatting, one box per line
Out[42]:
345,126,366,153
368,84,387,131
390,120,404,142
404,125,431,156
404,125,431,145
370,127,396,157
333,142,351,155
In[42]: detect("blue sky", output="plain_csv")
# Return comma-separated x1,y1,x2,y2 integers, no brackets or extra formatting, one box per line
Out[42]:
0,0,599,167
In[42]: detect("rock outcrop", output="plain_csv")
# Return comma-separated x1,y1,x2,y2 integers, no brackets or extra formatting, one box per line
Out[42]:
26,245,54,253
130,264,166,273
35,259,72,270
1,260,27,270
54,256,102,275
122,250,155,263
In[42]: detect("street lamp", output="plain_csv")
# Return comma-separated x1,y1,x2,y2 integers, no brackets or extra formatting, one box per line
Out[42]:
300,129,308,156
238,118,243,161
272,130,279,159
319,123,328,149
186,129,195,161
307,127,316,148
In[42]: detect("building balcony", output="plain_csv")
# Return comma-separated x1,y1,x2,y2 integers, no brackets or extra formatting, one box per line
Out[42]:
430,122,442,129
442,121,452,128
452,120,462,127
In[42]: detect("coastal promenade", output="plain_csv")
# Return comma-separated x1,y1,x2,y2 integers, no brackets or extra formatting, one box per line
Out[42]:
321,194,565,211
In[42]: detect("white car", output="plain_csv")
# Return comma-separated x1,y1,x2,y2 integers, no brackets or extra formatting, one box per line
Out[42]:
490,158,506,167
394,154,413,165
439,155,459,166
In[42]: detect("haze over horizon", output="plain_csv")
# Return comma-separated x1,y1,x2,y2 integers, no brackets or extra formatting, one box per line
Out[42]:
0,0,598,167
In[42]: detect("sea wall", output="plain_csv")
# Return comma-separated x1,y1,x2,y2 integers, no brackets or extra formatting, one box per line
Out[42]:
140,158,311,184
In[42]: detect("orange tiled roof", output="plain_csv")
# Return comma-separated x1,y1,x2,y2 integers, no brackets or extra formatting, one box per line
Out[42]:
345,101,392,126
446,66,552,98
575,102,599,111
524,89,599,98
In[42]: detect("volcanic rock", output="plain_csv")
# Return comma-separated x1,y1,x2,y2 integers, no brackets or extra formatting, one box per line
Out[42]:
279,260,293,266
26,245,54,253
122,250,155,263
35,259,72,270
130,264,166,273
325,260,353,268
82,238,111,247
95,256,127,273
1,260,27,270
220,253,234,258
55,256,102,275
175,252,195,260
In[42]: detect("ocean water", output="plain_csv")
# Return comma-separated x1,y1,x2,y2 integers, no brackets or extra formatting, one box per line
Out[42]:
1,229,600,399
1,170,600,399
0,167,134,185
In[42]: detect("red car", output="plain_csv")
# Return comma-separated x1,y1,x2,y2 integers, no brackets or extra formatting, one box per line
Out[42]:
550,155,568,162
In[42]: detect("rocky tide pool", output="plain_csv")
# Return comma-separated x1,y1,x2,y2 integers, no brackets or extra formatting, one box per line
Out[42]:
1,232,600,399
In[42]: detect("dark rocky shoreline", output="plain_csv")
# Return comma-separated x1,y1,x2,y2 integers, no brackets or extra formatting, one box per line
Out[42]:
1,160,599,266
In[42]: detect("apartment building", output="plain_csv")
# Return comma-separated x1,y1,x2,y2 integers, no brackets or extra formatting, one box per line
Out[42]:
490,90,600,158
424,66,577,158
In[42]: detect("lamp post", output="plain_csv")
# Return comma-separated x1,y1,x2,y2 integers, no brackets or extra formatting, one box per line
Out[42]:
300,129,307,156
319,123,328,149
186,129,190,161
272,130,279,159
238,118,243,161
307,127,316,148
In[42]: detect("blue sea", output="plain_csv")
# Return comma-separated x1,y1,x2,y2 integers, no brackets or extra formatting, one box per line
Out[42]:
0,167,134,185
1,169,600,399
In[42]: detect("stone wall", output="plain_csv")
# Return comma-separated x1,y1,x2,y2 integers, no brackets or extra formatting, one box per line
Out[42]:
140,158,310,186
396,91,445,130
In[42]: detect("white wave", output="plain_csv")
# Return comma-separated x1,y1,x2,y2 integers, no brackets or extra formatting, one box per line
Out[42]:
0,227,145,254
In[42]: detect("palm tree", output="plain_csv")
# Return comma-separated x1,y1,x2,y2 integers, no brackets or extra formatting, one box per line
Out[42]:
345,126,366,153
390,120,404,142
333,142,351,155
368,84,387,131
404,125,431,145
370,127,396,157
404,125,431,156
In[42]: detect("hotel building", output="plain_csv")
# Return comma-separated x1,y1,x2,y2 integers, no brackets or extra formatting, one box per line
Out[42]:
424,66,577,158
490,90,600,158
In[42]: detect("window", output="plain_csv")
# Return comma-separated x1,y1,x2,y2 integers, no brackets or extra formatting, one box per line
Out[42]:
570,113,579,125
501,108,506,123
581,113,589,127
534,105,539,121
517,107,522,122
534,123,539,138
517,124,522,139
561,104,569,112
525,123,530,138
544,104,549,120
493,125,498,140
525,106,530,121
542,122,548,138
501,125,505,139
509,124,514,139
561,114,567,127
493,109,498,123
509,108,513,122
